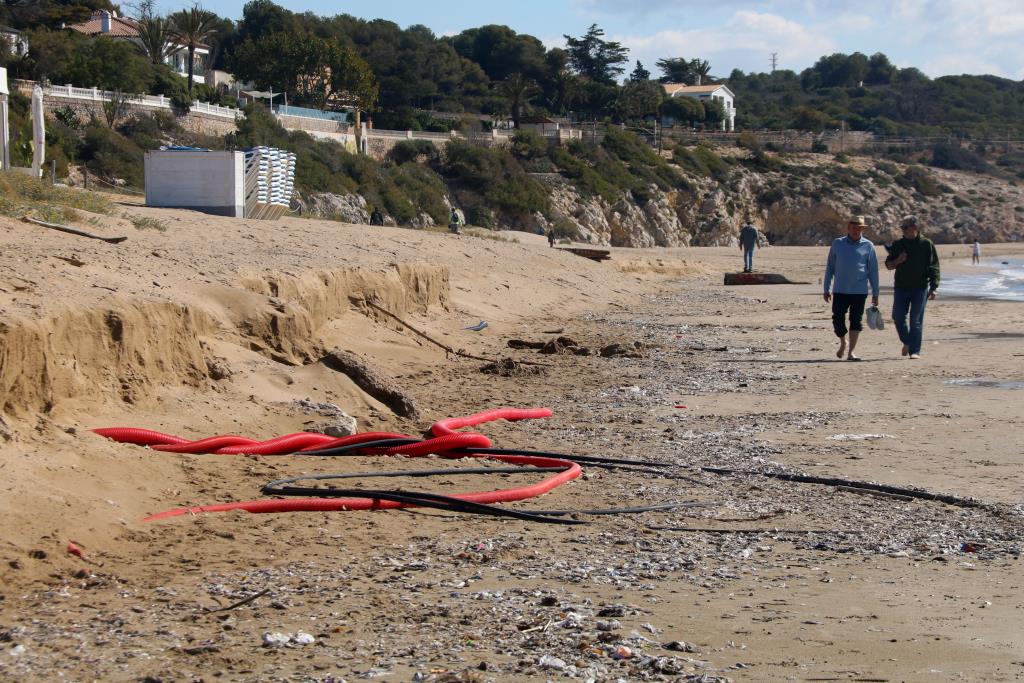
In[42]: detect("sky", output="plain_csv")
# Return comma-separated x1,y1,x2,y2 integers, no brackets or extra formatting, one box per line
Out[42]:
161,0,1024,80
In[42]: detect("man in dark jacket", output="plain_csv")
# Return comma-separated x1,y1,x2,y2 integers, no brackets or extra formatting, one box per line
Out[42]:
885,216,940,359
739,217,758,272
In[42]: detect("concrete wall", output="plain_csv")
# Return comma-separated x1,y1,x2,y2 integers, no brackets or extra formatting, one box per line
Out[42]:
144,150,243,217
41,93,239,137
276,113,349,135
362,130,513,161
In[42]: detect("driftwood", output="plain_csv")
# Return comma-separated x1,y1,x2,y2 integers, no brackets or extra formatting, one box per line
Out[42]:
203,587,271,613
364,300,548,367
23,216,127,244
321,348,420,419
365,300,496,363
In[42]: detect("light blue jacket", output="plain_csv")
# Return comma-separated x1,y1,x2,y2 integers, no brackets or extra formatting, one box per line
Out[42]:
824,236,879,296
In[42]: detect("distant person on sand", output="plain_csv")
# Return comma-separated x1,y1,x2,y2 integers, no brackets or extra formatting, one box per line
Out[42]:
369,208,384,226
823,215,879,361
547,229,556,248
886,216,940,360
972,240,981,265
448,208,462,235
739,217,758,272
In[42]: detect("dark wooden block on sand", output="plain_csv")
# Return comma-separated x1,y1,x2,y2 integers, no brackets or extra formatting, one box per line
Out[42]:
724,272,805,285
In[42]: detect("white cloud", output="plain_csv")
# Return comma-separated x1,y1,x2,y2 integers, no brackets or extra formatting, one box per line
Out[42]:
616,10,834,76
567,0,1024,78
922,53,1004,77
830,13,875,32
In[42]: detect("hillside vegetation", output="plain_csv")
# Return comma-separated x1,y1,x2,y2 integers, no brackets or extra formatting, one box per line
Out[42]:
4,0,1023,247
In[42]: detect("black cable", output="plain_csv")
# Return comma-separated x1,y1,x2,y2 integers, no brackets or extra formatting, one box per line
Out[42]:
525,501,713,516
298,438,421,456
464,447,671,468
702,467,990,510
263,466,569,488
263,472,709,520
462,447,709,485
260,484,587,525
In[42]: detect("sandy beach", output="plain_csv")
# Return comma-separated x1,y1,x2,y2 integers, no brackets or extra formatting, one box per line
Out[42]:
1,202,1023,682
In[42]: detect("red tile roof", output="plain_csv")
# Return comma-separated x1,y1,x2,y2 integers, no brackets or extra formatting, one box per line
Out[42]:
67,11,140,38
663,84,730,95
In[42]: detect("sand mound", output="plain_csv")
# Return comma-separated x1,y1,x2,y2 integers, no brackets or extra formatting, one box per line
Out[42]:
0,204,661,557
612,256,711,277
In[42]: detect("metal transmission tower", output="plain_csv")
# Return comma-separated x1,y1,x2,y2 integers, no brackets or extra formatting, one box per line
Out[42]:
770,52,778,72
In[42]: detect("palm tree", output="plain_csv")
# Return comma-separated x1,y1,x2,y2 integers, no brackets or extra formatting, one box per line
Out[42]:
499,73,538,129
690,59,712,86
167,5,219,95
134,16,175,66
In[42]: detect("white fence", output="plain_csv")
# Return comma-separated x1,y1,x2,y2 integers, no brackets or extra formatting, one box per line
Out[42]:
25,79,587,149
43,83,242,120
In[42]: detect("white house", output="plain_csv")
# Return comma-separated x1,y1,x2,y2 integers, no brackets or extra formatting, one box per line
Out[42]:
1,27,29,58
66,10,210,80
663,83,736,132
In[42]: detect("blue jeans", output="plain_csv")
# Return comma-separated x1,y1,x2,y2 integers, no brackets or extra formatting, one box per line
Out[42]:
743,248,754,271
892,287,929,355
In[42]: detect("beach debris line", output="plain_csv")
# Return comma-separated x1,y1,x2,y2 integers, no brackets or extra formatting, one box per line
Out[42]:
508,336,646,358
480,358,545,376
22,216,127,244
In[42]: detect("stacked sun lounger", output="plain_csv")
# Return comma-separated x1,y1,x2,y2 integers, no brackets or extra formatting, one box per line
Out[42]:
243,147,297,220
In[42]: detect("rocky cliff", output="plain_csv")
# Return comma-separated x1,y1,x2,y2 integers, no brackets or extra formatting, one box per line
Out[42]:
298,149,1024,247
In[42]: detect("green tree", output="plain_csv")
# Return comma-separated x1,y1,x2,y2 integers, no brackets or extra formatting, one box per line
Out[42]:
865,52,897,85
545,68,578,115
229,31,315,101
327,44,379,125
614,79,663,121
7,0,114,30
450,25,547,82
64,37,154,93
792,106,833,132
690,58,712,85
629,60,649,82
18,28,86,82
703,98,725,128
167,5,219,95
134,16,176,66
655,57,692,83
662,95,703,125
563,24,628,84
499,72,538,128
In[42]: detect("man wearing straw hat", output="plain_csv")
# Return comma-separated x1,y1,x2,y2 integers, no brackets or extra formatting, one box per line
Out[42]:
823,215,880,361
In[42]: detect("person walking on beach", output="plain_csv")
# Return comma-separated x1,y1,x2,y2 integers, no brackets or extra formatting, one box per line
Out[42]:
972,240,981,265
823,215,879,361
886,216,940,360
369,208,384,226
739,217,759,273
448,207,462,235
547,228,556,248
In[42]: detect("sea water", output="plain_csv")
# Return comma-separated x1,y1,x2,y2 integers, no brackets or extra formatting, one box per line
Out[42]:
942,257,1024,301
